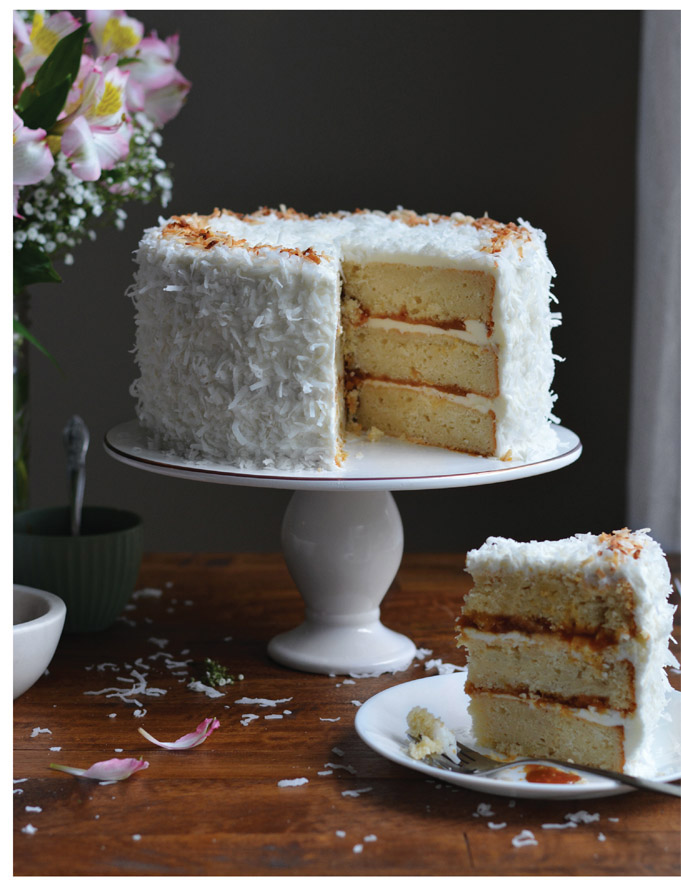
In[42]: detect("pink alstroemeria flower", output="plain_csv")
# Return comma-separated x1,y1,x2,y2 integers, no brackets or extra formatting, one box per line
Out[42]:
138,717,220,750
85,10,144,57
60,56,131,181
49,757,149,783
13,110,54,215
14,11,81,85
122,33,191,126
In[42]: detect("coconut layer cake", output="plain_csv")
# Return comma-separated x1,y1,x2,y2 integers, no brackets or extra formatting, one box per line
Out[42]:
128,207,561,471
458,528,677,775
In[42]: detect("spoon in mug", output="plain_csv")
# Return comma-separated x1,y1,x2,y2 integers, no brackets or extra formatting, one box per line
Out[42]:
63,415,90,536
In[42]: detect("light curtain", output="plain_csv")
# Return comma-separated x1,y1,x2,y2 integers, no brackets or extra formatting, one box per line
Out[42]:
627,10,681,553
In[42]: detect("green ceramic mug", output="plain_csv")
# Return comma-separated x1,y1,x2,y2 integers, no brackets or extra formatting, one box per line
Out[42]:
13,506,143,634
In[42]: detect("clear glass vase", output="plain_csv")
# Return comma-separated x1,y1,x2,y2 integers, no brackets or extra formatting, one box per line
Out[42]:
13,290,30,512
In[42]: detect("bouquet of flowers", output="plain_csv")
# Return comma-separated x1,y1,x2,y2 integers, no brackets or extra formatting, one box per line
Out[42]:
13,9,190,298
13,10,190,510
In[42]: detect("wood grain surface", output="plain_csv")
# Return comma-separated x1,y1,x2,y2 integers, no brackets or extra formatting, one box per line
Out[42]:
13,552,681,876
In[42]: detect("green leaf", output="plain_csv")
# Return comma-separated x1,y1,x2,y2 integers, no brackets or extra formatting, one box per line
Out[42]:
16,23,89,127
13,317,61,371
32,23,88,97
14,242,62,295
18,76,73,131
14,52,26,97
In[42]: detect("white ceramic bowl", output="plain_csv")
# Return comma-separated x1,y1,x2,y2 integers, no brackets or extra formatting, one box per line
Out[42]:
14,584,66,699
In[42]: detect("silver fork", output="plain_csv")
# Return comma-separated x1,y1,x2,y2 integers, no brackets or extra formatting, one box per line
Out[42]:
408,736,681,796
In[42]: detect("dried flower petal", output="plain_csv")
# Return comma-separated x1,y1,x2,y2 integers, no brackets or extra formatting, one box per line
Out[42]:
49,757,149,782
138,717,220,750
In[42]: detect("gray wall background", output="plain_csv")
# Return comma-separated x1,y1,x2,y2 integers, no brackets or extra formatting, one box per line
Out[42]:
27,10,641,553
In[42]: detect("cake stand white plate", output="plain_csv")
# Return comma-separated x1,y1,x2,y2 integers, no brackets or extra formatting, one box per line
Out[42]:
355,673,681,800
105,421,581,675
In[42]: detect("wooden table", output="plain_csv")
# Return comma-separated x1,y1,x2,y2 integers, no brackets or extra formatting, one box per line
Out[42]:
14,553,681,876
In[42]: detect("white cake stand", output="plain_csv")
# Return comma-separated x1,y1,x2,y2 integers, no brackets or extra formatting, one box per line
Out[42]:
105,421,581,675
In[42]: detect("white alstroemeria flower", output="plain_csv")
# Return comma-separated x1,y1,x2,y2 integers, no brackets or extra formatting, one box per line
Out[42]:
13,110,54,215
85,10,144,57
14,11,81,84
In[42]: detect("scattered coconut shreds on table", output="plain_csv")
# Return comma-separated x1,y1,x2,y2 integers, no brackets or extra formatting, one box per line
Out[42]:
474,803,495,818
49,757,149,783
511,830,538,848
133,587,163,600
423,658,466,675
566,811,600,825
277,777,308,788
138,717,220,750
187,681,225,699
234,697,292,708
83,668,167,708
30,727,51,738
324,761,358,775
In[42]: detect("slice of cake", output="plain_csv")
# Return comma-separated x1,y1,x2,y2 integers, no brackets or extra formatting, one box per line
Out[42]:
128,207,561,470
458,528,677,775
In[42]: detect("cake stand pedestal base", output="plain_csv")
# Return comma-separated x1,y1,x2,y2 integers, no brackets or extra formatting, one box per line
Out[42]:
105,421,582,676
269,489,415,674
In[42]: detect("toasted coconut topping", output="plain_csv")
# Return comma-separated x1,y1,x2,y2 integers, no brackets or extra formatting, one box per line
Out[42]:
472,216,533,254
182,206,533,255
597,528,647,560
163,215,326,264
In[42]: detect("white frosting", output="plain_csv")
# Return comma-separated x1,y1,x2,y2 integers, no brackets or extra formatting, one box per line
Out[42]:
464,529,677,775
363,316,493,346
128,208,560,469
129,228,343,470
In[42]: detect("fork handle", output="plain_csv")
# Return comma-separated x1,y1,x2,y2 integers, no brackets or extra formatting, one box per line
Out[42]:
559,764,681,796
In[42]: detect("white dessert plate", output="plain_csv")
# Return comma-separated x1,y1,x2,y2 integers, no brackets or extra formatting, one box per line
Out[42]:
354,673,681,800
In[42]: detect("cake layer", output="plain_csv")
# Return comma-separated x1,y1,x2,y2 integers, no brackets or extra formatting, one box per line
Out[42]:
342,261,495,328
343,324,499,398
460,628,636,712
467,693,626,772
461,573,637,641
464,531,676,642
348,380,496,455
